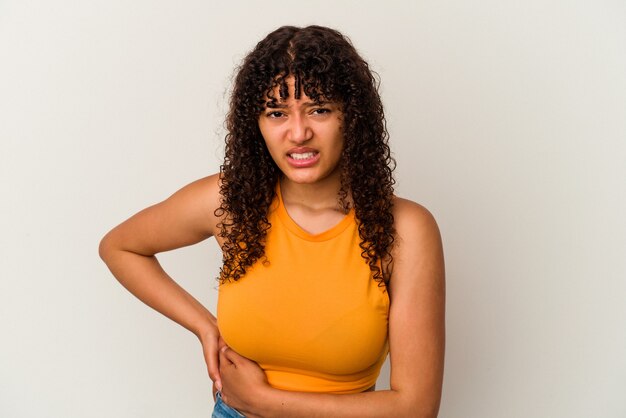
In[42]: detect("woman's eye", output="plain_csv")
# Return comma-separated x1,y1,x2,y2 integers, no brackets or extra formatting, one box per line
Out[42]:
267,111,284,118
312,108,330,115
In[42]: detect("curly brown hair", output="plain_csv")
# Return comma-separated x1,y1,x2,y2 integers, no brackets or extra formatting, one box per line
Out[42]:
216,25,395,285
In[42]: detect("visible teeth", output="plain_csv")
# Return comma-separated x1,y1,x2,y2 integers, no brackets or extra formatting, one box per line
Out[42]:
290,152,316,160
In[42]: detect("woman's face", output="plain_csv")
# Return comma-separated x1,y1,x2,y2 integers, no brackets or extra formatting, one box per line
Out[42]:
258,77,344,186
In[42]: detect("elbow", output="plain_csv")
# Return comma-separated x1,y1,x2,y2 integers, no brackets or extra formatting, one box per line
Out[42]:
414,394,442,418
98,230,115,264
404,406,440,418
394,391,442,418
418,405,439,418
418,400,441,418
401,404,440,418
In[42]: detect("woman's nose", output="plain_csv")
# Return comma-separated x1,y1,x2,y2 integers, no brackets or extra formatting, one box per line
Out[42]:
288,114,312,143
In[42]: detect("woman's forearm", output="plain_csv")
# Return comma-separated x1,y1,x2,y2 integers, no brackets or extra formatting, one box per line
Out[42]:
99,243,216,339
218,334,442,418
259,387,438,418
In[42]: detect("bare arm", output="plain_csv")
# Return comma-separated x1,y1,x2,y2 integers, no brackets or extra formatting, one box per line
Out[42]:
219,197,446,418
98,174,225,389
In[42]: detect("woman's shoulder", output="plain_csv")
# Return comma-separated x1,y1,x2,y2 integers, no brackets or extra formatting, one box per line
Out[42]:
169,173,222,209
179,172,222,197
389,195,443,267
158,173,224,233
391,196,440,236
387,195,444,295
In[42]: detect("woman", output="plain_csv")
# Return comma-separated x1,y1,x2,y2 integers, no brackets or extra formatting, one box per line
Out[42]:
100,25,445,418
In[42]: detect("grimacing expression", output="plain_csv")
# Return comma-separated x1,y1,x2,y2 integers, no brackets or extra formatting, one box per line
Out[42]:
258,77,344,186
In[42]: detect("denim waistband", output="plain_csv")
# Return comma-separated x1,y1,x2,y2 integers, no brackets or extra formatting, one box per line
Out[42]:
212,391,245,418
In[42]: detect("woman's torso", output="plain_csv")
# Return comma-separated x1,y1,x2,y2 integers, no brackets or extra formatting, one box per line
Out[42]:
217,185,390,394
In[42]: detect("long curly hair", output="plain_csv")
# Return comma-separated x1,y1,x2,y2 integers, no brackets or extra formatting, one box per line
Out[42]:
216,25,396,285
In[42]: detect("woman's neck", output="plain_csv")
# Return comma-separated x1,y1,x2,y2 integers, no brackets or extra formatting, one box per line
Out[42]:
279,175,346,213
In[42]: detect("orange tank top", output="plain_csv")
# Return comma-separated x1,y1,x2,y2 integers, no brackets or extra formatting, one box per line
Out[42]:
217,185,389,394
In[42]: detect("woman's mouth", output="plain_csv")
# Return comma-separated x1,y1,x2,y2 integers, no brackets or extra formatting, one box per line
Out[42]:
289,151,317,160
287,150,320,167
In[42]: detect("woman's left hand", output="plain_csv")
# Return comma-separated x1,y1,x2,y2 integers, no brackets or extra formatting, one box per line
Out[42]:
218,345,271,417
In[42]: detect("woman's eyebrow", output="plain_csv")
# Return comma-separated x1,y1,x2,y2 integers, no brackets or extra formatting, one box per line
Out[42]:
267,100,330,109
302,100,329,107
266,101,287,109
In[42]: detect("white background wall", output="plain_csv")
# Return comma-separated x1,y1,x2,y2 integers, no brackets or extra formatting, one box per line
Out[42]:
1,1,625,417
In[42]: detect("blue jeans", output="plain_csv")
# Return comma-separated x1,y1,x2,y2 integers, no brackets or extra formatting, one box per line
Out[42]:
212,392,245,418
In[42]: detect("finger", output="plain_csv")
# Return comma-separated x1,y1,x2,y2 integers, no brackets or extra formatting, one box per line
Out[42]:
218,336,228,351
218,345,235,368
219,345,246,365
204,340,222,391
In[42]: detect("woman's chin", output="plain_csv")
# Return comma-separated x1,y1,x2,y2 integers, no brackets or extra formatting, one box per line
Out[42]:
282,172,334,186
